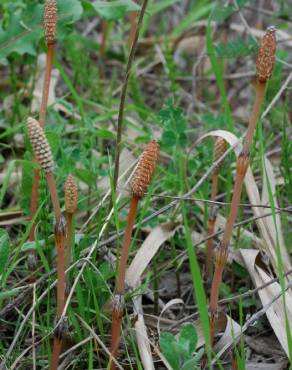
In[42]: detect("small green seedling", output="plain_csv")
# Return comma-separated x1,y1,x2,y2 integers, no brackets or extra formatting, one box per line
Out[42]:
159,324,204,370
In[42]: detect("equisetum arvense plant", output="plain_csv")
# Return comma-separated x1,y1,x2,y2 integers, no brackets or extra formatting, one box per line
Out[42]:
209,27,276,345
64,174,78,297
205,137,227,280
110,140,159,370
27,117,66,370
28,0,58,272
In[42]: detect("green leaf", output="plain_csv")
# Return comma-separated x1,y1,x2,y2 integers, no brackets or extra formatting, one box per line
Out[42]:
162,130,176,147
141,0,180,35
148,0,179,15
96,129,115,140
21,240,45,253
214,37,258,59
0,160,15,208
206,16,233,131
179,324,198,355
171,1,213,37
160,332,180,369
212,0,249,23
181,356,201,370
60,0,83,24
0,13,41,58
0,0,83,60
0,228,9,276
0,287,21,300
20,158,35,214
75,168,96,186
182,202,211,361
158,100,188,149
46,131,60,156
91,0,140,21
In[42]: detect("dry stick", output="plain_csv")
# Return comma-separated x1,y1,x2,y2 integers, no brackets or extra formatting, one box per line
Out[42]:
28,0,57,267
109,140,159,370
209,26,276,347
205,138,227,280
112,0,149,198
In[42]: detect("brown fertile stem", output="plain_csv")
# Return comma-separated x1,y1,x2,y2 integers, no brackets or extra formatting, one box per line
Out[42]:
110,195,139,370
28,170,41,242
28,45,54,262
205,173,219,279
45,172,65,370
50,340,62,370
209,80,266,346
46,172,61,222
39,45,54,128
100,20,108,57
50,216,67,370
65,212,73,296
242,81,265,152
128,12,137,47
29,44,54,219
56,229,66,315
116,196,139,293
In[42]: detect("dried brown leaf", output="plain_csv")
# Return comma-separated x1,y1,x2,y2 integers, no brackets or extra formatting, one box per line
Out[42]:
126,221,180,288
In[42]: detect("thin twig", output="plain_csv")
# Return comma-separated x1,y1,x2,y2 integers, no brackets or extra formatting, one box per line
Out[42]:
112,0,149,195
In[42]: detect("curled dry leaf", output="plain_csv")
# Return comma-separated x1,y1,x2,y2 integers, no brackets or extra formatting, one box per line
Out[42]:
213,313,241,354
126,221,180,288
135,315,155,370
131,285,155,370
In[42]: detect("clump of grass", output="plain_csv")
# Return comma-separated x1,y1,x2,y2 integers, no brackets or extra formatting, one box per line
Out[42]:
110,140,159,370
209,26,276,346
205,137,227,280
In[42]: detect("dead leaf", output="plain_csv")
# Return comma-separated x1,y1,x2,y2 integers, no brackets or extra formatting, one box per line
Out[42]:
132,284,155,370
126,221,180,288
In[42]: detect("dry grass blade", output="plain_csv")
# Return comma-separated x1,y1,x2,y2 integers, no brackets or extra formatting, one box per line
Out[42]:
132,289,155,370
126,221,180,288
135,316,155,370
